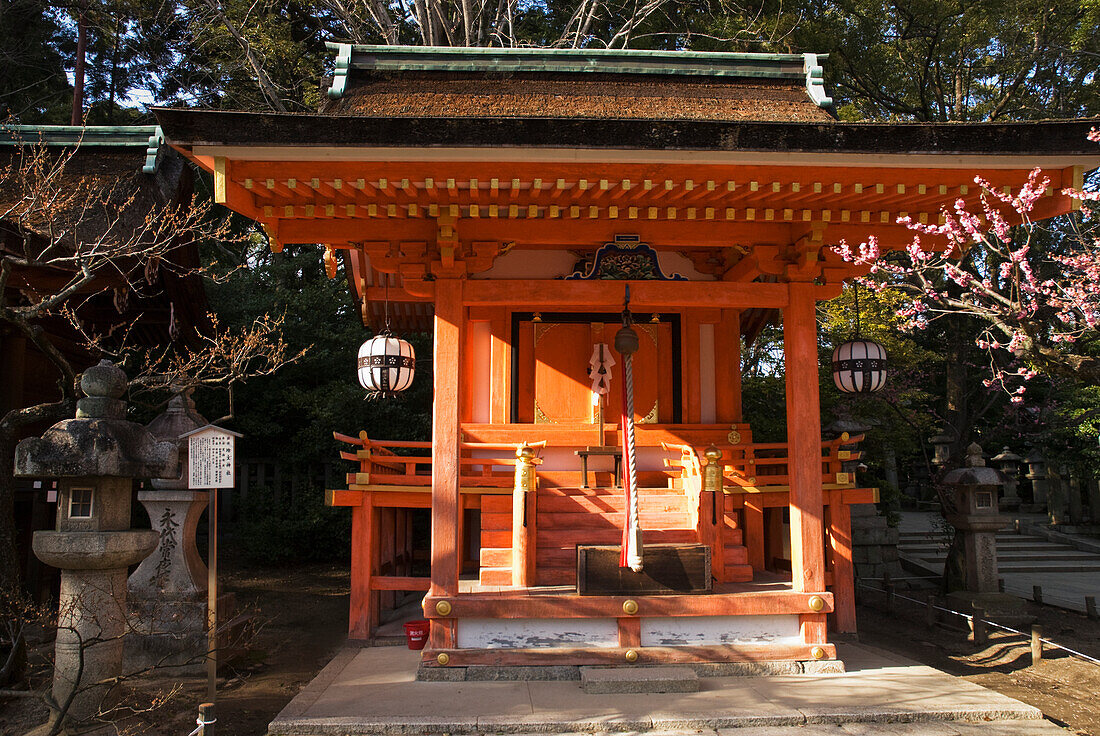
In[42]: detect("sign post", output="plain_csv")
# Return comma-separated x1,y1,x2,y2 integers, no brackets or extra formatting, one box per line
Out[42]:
181,424,242,732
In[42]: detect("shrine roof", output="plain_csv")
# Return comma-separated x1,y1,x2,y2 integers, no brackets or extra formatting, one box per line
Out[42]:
154,108,1100,166
0,124,167,172
320,45,834,122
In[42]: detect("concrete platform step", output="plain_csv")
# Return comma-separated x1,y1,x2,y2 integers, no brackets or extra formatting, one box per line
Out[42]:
898,532,1043,542
998,563,1100,572
901,543,1069,553
580,665,699,694
268,644,1057,736
902,547,1100,558
902,555,1100,574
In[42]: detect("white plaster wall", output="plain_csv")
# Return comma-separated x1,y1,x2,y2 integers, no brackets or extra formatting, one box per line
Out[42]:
658,251,718,281
640,615,801,647
469,321,492,423
472,249,578,279
457,617,619,648
699,323,716,424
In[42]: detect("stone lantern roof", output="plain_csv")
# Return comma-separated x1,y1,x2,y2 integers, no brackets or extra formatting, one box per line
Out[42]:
15,360,179,480
943,442,1005,487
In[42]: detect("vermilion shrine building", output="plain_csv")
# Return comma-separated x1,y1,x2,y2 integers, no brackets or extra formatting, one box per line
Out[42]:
155,46,1099,670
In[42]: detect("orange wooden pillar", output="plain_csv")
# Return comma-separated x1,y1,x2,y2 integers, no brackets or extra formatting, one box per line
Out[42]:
783,282,827,646
430,278,463,648
715,309,742,423
348,494,374,639
827,500,857,633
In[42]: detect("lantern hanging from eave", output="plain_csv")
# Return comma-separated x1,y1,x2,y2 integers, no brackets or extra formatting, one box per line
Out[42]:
358,330,415,397
831,283,887,394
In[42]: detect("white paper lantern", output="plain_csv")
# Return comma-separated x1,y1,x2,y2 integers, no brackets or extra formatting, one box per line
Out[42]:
357,333,415,395
832,339,887,394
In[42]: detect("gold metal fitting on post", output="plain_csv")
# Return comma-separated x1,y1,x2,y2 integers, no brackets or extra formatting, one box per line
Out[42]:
437,653,450,665
808,595,825,612
435,600,452,616
622,599,639,615
515,444,538,494
703,445,723,493
811,646,826,660
624,649,639,663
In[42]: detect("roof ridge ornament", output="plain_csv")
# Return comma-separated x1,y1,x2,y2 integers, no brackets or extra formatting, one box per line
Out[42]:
324,42,820,82
803,53,833,109
142,125,165,174
327,42,353,99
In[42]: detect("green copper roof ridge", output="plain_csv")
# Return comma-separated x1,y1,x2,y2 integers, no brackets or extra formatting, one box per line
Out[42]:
325,41,818,61
323,43,833,109
0,124,166,173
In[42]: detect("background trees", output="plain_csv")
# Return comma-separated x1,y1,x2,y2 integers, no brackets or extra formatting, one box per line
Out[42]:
0,0,1097,552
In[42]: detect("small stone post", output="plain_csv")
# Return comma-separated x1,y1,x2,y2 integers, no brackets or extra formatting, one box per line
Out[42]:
1067,470,1084,524
1088,478,1100,524
1024,449,1048,512
125,389,214,672
991,447,1022,511
15,361,177,727
1048,464,1069,526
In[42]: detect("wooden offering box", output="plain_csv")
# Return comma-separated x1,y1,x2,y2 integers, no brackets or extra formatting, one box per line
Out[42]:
578,544,712,596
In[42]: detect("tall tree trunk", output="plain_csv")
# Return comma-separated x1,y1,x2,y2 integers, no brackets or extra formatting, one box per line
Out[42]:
107,15,121,125
944,319,968,460
70,4,88,126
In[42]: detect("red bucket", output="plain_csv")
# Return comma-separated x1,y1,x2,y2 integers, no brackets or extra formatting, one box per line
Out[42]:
403,620,430,650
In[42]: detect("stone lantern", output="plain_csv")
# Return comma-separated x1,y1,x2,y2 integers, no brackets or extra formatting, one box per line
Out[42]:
125,389,216,672
15,361,177,726
943,443,1027,621
991,447,1022,510
929,430,955,472
1024,449,1048,511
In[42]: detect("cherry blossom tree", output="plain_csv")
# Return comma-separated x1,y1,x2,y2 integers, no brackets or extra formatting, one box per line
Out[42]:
837,129,1100,403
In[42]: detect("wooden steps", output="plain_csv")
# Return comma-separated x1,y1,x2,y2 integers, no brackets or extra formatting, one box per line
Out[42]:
478,486,753,587
535,486,697,587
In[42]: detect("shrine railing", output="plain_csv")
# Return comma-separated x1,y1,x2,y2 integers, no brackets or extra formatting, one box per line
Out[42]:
718,433,865,492
336,429,864,493
656,434,864,494
334,431,540,490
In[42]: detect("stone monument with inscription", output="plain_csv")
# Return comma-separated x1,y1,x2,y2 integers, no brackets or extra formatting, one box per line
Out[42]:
126,391,231,673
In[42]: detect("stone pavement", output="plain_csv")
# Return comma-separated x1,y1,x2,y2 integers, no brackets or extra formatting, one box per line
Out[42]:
268,642,1064,735
897,512,1100,614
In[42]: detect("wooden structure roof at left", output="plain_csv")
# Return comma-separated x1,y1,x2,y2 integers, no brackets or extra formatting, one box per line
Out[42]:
0,124,211,347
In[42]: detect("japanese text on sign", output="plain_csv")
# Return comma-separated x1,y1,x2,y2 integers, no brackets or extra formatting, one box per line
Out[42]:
188,432,235,489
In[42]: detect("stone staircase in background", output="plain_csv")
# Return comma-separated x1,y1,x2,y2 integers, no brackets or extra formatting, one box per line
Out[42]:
898,528,1100,575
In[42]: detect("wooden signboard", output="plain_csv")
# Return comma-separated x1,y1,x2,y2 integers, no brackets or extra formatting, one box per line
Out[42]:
182,424,242,490
577,543,712,595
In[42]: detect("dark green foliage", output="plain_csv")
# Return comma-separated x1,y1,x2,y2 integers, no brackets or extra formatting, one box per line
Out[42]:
788,0,1100,121
0,1,71,122
202,239,432,464
234,484,350,565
